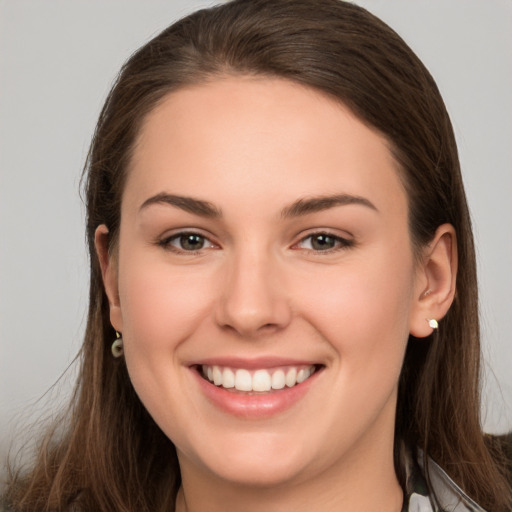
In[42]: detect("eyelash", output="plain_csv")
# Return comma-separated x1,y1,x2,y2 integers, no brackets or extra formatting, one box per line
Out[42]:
158,230,354,255
158,232,217,254
293,232,355,253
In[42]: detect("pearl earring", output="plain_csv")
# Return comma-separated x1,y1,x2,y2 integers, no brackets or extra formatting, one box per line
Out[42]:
111,331,124,358
427,319,438,329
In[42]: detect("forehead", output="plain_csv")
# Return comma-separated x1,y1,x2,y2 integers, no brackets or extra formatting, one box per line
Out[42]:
125,76,407,219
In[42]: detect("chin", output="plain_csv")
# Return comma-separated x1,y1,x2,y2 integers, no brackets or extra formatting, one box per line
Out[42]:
207,455,307,488
181,430,319,488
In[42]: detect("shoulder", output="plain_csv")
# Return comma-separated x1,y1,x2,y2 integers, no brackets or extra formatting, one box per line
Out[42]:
425,433,512,512
493,432,512,458
487,432,512,483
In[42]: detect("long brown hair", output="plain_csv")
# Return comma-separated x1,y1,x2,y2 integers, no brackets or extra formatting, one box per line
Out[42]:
4,1,511,510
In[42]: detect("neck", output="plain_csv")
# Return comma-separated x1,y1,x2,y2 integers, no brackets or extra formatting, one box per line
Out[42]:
175,438,403,512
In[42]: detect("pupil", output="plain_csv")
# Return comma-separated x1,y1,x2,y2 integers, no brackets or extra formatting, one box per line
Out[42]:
312,234,335,250
181,234,204,250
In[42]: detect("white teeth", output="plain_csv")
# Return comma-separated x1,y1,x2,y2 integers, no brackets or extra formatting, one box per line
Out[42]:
285,367,297,387
235,369,252,391
271,370,285,390
213,366,223,386
202,364,316,391
252,370,272,392
222,368,235,388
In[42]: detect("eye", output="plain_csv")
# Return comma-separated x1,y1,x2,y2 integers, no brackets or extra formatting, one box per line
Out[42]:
296,232,353,252
160,232,216,253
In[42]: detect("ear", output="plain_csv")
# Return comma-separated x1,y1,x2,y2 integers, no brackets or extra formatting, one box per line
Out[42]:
94,225,123,333
409,223,457,338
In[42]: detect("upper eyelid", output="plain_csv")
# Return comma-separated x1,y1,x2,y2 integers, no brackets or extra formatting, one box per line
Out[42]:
294,228,354,242
160,228,216,242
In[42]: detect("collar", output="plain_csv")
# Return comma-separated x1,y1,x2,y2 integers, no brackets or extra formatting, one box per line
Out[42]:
401,444,487,512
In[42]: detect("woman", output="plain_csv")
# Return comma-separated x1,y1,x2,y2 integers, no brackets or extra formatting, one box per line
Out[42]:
3,0,511,511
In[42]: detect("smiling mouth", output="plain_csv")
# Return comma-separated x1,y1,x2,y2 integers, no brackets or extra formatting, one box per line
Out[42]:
198,364,321,393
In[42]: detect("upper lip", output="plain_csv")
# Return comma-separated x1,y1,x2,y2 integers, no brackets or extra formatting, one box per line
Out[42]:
189,356,321,370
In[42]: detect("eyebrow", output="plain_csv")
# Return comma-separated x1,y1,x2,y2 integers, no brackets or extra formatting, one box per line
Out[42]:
139,192,377,219
281,194,378,218
139,192,222,218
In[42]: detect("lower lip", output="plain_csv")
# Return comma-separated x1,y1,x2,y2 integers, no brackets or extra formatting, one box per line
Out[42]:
192,367,321,419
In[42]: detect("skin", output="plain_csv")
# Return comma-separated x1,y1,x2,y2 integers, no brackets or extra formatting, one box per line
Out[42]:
96,77,457,512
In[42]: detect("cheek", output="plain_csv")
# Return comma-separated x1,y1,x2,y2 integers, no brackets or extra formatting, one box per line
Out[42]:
114,253,219,439
296,246,415,379
117,255,218,356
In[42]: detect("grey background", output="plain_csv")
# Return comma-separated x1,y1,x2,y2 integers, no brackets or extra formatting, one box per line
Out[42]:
1,0,511,468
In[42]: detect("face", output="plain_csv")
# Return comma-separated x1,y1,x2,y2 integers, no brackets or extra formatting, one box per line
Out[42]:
102,77,427,488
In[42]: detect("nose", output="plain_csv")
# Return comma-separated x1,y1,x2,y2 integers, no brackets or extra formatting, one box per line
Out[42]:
214,247,292,338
